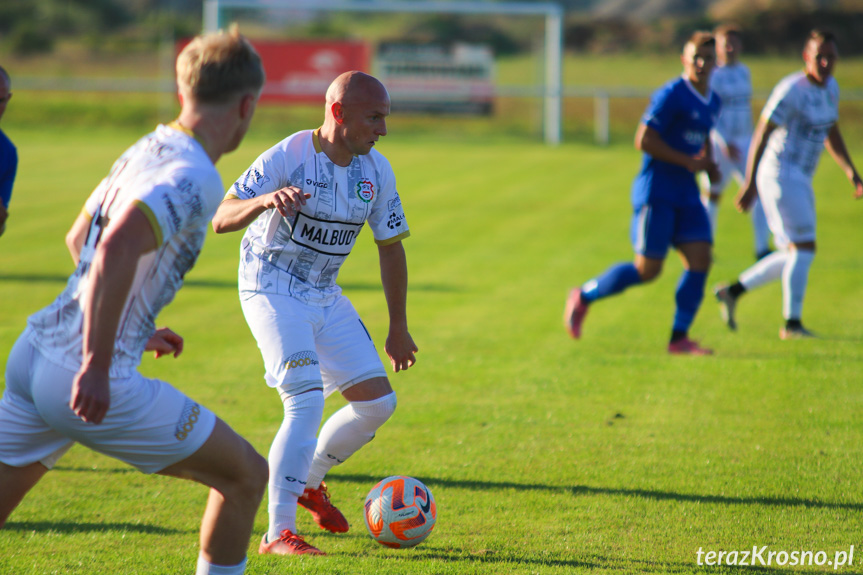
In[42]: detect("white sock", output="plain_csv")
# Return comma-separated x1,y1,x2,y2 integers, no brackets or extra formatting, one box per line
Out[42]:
306,392,397,489
196,553,247,575
751,198,771,255
267,390,325,541
783,249,815,320
739,250,788,291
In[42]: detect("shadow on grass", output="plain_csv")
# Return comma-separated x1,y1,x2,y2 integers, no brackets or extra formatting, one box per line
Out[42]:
3,521,182,534
336,473,863,512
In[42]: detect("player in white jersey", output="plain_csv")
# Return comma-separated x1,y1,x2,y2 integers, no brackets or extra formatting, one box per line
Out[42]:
714,29,863,339
0,29,267,575
701,24,772,260
213,71,417,556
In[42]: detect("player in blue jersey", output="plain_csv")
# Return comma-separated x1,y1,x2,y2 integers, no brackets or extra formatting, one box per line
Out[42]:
0,66,16,237
565,31,720,355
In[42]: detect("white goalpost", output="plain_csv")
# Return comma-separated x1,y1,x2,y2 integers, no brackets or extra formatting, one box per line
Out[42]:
202,0,564,145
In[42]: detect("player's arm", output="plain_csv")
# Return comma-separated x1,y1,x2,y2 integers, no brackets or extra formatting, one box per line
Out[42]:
824,123,863,199
71,204,158,424
212,187,311,233
635,124,713,173
736,117,777,212
378,240,417,373
65,210,92,265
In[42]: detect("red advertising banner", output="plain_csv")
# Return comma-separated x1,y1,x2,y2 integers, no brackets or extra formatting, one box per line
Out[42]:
253,40,370,104
177,39,370,105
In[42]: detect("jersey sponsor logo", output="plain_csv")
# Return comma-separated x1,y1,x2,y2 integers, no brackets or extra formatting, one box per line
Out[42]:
283,350,319,370
306,178,329,189
387,194,402,211
291,212,363,256
684,131,707,146
162,194,182,234
235,168,272,198
177,178,204,221
387,211,405,230
174,400,202,441
356,179,375,202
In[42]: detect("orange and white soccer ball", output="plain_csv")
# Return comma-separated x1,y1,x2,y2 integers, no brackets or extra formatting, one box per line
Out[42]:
363,475,436,548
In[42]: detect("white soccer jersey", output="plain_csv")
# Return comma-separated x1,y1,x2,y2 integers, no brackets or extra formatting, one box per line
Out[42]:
228,129,410,307
710,62,753,145
760,71,839,179
27,125,224,378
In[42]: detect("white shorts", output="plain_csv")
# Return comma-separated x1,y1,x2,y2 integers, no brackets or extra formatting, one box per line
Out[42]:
756,167,816,247
240,291,387,399
0,330,216,474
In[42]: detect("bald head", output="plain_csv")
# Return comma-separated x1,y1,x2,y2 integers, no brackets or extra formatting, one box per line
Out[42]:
320,71,390,165
326,71,389,108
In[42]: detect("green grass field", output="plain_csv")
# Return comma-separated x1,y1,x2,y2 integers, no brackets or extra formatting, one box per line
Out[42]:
2,104,863,574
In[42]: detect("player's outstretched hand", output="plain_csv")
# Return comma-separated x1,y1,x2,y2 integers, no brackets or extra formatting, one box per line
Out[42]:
386,329,418,373
70,367,110,424
146,327,184,358
267,186,311,218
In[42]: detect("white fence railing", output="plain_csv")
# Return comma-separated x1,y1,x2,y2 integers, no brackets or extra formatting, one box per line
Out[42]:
15,77,863,145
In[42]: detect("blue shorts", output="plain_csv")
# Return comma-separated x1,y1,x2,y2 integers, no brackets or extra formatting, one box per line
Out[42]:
630,201,712,259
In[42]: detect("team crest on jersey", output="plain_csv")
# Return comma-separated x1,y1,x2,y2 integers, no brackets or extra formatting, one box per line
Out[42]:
356,179,375,203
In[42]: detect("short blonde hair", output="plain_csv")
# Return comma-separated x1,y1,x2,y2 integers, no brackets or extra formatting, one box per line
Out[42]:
176,26,264,104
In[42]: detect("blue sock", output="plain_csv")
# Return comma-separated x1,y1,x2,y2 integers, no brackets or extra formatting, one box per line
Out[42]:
672,270,707,333
582,263,642,303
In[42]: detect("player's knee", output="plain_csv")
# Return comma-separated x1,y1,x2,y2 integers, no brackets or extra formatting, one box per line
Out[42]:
637,265,662,282
232,445,268,504
352,391,397,428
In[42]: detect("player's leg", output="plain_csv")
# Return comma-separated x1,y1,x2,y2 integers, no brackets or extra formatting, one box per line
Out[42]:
714,249,789,331
159,418,268,573
239,292,327,555
714,171,790,329
668,241,713,355
307,376,395,490
767,173,817,338
667,203,713,355
301,297,396,532
31,354,266,575
0,462,49,529
0,331,74,528
780,241,816,339
565,204,670,338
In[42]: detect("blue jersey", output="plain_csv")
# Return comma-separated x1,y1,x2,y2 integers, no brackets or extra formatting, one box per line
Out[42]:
0,129,17,209
631,76,720,208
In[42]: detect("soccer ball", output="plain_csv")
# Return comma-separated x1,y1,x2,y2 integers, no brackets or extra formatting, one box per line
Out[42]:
363,475,436,548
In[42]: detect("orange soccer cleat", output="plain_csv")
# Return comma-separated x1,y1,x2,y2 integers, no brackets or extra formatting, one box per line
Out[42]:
258,529,325,556
298,481,349,533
